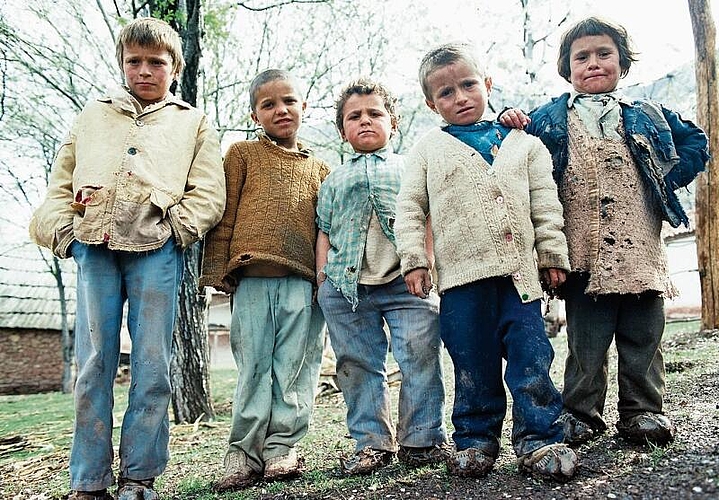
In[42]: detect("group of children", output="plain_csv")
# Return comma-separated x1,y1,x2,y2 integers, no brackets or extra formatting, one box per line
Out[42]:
29,15,709,500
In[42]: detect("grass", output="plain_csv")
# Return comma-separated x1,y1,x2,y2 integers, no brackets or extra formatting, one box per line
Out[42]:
0,317,714,499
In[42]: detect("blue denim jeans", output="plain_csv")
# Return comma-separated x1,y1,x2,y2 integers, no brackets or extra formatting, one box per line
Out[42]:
440,277,563,458
227,276,325,473
69,240,183,491
318,276,447,452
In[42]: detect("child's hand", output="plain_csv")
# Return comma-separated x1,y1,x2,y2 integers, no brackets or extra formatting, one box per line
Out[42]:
541,268,566,292
404,268,434,298
216,276,237,294
499,108,531,129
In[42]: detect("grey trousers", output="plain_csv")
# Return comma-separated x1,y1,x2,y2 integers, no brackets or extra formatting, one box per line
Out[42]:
562,274,666,430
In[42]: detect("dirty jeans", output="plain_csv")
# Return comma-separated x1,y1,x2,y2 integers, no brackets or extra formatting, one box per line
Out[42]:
318,276,447,452
562,273,666,429
440,277,564,458
69,239,183,491
227,276,325,473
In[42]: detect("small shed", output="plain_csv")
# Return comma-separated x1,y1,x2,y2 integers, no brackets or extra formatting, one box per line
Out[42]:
0,243,76,394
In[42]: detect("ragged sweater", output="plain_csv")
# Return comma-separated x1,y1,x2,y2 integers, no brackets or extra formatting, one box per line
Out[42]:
200,135,330,288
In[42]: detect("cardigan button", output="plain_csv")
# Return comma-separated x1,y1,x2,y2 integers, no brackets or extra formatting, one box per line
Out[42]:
505,233,513,242
496,195,504,204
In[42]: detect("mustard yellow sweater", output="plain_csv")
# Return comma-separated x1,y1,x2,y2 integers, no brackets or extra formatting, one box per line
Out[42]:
200,135,329,288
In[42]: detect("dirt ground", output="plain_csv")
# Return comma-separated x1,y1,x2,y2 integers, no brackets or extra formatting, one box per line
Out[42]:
3,327,719,499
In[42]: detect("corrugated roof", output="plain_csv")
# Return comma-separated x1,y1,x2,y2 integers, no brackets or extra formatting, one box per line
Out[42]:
0,243,76,331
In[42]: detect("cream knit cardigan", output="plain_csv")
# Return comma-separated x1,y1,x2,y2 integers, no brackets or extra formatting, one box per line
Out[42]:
395,127,570,302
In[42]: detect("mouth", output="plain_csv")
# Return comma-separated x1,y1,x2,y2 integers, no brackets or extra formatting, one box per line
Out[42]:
457,106,474,115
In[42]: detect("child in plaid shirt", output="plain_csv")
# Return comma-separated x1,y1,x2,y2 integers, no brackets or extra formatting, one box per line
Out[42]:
315,78,449,475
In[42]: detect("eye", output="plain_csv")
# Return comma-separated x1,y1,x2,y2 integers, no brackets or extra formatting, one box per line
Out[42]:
346,113,360,121
439,88,453,98
463,80,477,89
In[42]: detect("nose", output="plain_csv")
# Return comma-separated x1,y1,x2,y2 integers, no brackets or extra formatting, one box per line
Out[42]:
455,88,468,103
139,61,152,76
360,113,371,125
587,54,600,69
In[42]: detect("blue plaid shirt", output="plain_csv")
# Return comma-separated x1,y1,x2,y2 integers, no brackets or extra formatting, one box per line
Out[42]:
443,120,511,164
316,148,404,309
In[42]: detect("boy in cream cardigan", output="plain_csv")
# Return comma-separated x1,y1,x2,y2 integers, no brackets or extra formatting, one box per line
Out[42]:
395,42,577,482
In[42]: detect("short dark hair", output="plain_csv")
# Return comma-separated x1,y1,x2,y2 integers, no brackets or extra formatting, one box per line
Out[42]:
557,17,638,83
418,42,486,100
334,78,399,134
248,69,304,112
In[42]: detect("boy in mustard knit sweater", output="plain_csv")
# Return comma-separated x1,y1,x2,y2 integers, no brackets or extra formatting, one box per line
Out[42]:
395,42,577,482
200,69,329,491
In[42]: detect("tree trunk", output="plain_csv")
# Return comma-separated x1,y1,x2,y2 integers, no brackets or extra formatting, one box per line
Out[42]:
148,0,215,423
688,0,719,330
170,243,215,423
52,255,75,394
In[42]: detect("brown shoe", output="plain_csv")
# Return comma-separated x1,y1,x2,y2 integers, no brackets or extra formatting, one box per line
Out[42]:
557,412,600,445
340,447,394,475
214,450,261,492
264,448,305,481
616,412,675,445
398,443,452,468
518,443,578,482
446,447,495,477
116,478,159,500
67,491,113,500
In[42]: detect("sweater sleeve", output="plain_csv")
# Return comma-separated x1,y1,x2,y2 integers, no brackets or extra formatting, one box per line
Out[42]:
526,136,570,271
199,142,246,289
395,145,431,275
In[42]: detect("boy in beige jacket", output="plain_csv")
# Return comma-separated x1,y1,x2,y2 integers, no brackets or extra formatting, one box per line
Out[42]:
29,18,225,500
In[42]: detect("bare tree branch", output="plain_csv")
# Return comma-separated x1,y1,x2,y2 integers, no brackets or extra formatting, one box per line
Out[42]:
237,0,329,12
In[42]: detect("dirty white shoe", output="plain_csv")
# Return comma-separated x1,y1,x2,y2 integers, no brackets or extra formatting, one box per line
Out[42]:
518,443,578,482
213,449,261,492
263,448,305,480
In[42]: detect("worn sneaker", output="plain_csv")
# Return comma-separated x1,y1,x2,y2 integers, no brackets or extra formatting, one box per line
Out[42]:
264,448,305,480
616,412,676,445
446,447,495,477
214,450,261,492
557,412,597,445
116,478,159,500
67,490,113,500
340,447,394,475
398,443,452,468
518,443,578,482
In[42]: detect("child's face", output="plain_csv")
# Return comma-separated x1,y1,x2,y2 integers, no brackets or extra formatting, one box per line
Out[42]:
122,43,177,106
569,34,622,94
340,93,396,154
424,61,492,126
251,79,306,150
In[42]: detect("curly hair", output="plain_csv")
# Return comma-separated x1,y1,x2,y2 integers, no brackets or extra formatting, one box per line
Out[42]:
557,17,638,83
334,78,399,135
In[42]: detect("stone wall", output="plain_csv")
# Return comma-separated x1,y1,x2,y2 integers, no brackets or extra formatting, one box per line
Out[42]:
0,329,63,395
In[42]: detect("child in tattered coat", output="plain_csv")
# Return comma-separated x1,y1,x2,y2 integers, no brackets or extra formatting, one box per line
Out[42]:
502,16,709,446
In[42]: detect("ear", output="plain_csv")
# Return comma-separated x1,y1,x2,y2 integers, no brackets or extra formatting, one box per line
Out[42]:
425,99,438,114
251,112,260,125
484,76,493,96
302,101,307,113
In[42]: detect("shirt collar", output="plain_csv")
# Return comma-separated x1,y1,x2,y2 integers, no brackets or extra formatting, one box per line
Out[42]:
99,85,190,114
567,90,631,107
439,112,497,128
349,146,391,162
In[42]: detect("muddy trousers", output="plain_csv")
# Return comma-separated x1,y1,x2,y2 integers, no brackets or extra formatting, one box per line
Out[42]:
227,276,325,473
69,239,183,491
440,276,564,458
562,273,666,430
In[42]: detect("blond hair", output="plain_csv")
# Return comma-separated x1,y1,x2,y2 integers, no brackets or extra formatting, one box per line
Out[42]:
418,42,486,100
115,17,185,75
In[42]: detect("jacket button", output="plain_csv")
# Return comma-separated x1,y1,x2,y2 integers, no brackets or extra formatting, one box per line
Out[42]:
128,147,137,155
135,119,144,127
